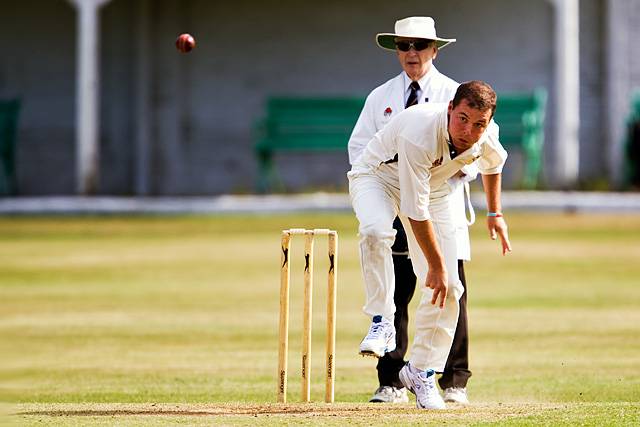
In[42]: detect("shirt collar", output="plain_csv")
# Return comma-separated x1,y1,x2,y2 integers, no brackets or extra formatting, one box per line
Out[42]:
402,66,438,96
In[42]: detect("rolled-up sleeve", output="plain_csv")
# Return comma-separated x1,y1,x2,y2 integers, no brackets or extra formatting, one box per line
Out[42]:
477,121,508,175
397,137,432,221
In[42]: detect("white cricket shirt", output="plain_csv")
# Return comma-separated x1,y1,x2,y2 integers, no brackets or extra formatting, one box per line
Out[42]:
352,103,507,222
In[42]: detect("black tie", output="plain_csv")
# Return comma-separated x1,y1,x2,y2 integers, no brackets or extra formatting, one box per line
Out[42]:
384,81,421,165
405,81,420,108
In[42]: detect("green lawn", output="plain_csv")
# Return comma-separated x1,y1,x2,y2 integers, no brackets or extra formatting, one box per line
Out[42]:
1,213,639,425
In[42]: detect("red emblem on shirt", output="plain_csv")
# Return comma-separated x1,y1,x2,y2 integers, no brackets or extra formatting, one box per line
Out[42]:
384,107,392,117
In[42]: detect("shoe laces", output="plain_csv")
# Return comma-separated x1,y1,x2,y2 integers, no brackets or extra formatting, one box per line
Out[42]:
418,371,436,388
415,369,438,404
368,323,383,336
367,316,387,338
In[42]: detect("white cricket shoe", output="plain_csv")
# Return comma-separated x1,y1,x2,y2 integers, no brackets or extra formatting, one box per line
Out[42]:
443,387,469,405
369,386,409,403
359,315,396,358
399,363,446,410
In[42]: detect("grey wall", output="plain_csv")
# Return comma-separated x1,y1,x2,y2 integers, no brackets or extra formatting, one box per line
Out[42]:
580,0,606,185
101,0,136,194
0,0,76,194
0,0,634,195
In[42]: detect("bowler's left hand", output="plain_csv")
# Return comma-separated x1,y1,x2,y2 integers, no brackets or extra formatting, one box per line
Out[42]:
487,216,512,255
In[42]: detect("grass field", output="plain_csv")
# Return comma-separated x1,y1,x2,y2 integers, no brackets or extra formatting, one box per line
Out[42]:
1,212,639,425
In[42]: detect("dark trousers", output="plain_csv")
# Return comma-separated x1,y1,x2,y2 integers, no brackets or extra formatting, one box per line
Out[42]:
377,218,471,389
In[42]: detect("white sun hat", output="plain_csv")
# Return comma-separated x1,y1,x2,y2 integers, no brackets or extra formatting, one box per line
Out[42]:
376,16,456,51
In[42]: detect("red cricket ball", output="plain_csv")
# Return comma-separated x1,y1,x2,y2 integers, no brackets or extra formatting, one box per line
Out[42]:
176,33,196,53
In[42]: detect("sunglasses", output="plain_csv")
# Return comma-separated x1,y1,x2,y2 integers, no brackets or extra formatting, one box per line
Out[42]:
394,40,433,52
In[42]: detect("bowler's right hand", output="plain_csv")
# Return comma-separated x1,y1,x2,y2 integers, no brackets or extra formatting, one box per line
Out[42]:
487,216,512,255
427,266,448,309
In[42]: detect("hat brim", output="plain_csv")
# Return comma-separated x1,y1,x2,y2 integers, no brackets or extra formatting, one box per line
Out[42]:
376,33,455,51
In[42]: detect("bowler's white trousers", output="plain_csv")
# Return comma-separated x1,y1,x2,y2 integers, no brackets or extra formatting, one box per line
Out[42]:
348,164,464,372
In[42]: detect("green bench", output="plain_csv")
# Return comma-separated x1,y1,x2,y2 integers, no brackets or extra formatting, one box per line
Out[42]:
254,97,364,192
493,88,548,189
0,99,20,196
254,90,547,192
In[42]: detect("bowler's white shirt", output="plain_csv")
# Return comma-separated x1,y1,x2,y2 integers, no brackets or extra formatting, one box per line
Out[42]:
352,103,507,222
348,68,482,259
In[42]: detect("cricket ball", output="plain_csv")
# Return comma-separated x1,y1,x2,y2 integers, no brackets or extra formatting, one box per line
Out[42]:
176,33,196,53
